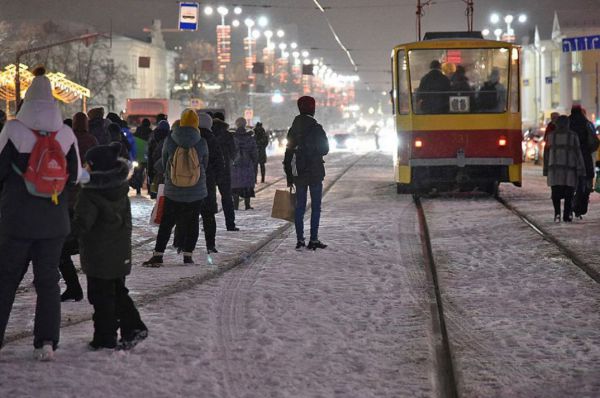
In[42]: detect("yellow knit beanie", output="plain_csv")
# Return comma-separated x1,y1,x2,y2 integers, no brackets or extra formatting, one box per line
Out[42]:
180,109,199,128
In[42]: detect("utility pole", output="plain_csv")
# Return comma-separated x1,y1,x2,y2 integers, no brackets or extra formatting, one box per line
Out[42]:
463,0,474,32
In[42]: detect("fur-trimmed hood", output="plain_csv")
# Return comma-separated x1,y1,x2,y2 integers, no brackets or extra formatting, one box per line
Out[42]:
83,159,130,192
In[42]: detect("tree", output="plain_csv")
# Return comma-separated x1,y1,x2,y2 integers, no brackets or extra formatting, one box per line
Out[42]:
0,20,135,116
176,40,217,98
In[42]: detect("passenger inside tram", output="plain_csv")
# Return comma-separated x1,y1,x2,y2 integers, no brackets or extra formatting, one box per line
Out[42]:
409,48,509,114
415,60,451,114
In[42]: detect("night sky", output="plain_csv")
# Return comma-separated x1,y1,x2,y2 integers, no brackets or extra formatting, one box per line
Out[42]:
1,0,598,99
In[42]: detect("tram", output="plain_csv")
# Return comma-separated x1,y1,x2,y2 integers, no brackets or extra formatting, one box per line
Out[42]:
391,32,522,194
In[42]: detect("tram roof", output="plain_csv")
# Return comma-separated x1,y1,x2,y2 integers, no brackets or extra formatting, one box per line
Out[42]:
393,35,519,51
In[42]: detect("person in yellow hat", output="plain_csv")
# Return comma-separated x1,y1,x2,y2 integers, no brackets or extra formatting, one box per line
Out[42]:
143,109,208,266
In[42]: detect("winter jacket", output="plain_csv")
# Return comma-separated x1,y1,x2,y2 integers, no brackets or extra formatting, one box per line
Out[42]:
283,114,329,186
213,118,236,175
231,128,257,190
254,126,269,164
72,160,132,279
148,126,170,182
122,126,136,159
569,114,600,178
416,69,451,113
543,126,585,188
162,125,209,203
89,117,110,145
69,127,99,209
200,128,225,214
0,105,81,239
135,121,153,142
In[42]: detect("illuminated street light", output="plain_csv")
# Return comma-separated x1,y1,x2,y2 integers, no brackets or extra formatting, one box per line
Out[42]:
490,13,500,24
518,14,527,23
292,51,300,58
204,6,214,16
494,28,503,40
232,19,240,27
301,50,310,58
264,30,273,48
278,43,287,50
482,28,490,37
252,30,261,39
276,29,285,38
258,16,269,28
234,6,242,15
290,42,298,50
217,6,229,25
504,14,514,24
244,18,255,28
312,58,319,65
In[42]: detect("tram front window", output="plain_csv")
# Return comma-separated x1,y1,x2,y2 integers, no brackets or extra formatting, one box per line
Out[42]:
408,48,510,114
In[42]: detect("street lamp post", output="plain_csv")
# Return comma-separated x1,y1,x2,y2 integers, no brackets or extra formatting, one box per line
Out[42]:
488,12,527,43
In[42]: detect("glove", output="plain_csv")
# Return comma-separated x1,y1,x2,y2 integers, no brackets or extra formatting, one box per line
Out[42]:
287,181,294,188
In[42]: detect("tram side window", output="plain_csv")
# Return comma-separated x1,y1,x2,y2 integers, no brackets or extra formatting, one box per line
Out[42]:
510,48,520,113
408,48,510,114
397,51,410,114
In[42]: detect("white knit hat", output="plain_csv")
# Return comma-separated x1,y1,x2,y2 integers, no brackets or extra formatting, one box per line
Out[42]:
24,66,54,102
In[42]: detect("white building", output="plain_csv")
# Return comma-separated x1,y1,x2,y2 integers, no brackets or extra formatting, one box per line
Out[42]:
521,11,600,128
95,20,177,114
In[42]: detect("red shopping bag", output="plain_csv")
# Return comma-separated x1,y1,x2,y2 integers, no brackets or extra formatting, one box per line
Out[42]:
150,184,165,225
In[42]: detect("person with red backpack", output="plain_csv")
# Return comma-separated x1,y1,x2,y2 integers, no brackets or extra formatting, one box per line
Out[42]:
0,66,81,361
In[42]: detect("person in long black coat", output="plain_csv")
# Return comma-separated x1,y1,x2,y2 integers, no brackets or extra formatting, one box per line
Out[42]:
416,60,451,114
569,105,600,218
254,122,269,183
212,112,238,231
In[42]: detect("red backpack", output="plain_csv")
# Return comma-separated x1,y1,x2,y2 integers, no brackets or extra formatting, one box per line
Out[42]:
14,130,68,205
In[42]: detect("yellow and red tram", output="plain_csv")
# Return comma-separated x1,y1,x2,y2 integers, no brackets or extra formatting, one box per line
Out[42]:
391,32,522,194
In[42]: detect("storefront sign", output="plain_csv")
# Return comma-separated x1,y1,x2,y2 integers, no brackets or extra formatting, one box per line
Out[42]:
562,35,600,53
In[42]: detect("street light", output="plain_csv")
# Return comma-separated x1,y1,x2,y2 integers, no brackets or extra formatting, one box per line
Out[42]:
490,13,500,24
204,6,214,16
290,42,298,50
482,28,490,37
276,29,285,38
234,6,242,15
252,29,261,39
217,6,229,25
258,16,269,28
301,50,310,58
494,28,503,41
518,14,527,23
264,30,273,48
232,19,240,27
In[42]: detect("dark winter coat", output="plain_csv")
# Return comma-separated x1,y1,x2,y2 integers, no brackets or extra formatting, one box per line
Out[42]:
72,160,132,279
416,69,451,113
213,118,236,175
135,120,153,142
148,126,170,182
89,117,111,145
283,114,329,186
200,128,225,214
70,126,99,209
162,125,209,203
569,113,600,178
231,128,257,190
254,125,269,164
0,118,80,240
543,125,585,188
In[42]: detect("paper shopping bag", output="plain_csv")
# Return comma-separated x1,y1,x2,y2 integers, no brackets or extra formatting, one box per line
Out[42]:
271,189,296,222
150,184,165,225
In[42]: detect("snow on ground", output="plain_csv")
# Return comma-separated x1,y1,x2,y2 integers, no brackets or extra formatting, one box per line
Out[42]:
424,194,600,397
0,152,438,397
500,163,600,272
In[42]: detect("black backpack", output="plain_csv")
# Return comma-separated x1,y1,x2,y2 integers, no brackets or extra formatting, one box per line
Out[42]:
478,81,498,110
291,131,313,177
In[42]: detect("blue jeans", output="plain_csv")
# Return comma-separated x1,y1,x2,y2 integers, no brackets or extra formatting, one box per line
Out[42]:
294,182,323,242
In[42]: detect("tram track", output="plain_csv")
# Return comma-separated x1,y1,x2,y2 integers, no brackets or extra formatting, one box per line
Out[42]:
5,153,366,345
497,196,600,285
413,195,459,398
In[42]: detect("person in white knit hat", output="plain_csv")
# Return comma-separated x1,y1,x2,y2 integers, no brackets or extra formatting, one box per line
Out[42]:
0,66,81,361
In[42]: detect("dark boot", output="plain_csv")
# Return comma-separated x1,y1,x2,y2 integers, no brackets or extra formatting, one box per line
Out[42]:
59,253,83,302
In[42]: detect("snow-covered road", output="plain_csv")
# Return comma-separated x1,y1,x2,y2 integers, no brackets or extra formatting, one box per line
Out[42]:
2,155,600,398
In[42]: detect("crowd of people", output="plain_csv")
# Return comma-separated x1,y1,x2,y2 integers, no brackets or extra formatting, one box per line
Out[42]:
0,65,330,362
543,105,600,222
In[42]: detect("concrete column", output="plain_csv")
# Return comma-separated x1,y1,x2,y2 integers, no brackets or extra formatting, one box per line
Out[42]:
559,51,573,112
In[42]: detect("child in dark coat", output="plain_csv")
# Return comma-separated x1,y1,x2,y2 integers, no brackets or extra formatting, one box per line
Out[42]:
73,143,147,350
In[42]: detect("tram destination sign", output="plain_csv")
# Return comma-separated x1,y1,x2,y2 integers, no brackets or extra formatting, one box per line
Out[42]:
562,35,600,53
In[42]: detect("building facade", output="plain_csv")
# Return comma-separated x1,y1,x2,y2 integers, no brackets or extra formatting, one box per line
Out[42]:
93,20,176,115
521,12,600,128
